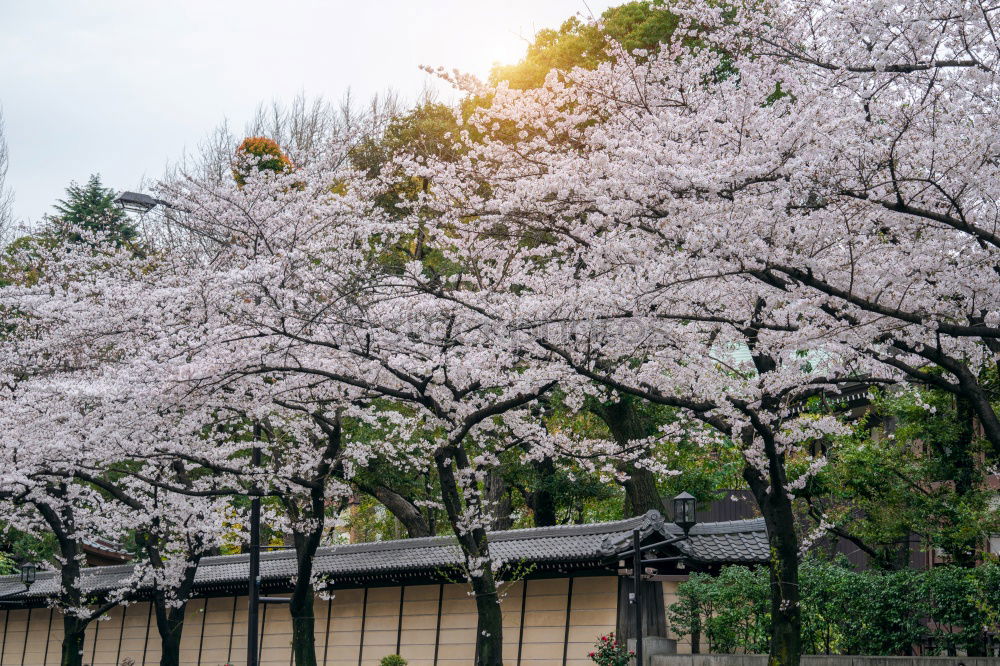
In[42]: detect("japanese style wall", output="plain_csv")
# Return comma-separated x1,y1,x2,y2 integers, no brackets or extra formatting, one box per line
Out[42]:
0,513,769,665
0,575,649,666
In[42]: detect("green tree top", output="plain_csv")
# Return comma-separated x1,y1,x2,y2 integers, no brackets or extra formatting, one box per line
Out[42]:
490,1,683,89
47,174,137,246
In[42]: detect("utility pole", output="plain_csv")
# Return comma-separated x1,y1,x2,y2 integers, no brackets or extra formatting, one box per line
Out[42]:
624,493,698,666
632,529,644,666
248,443,261,666
246,430,289,666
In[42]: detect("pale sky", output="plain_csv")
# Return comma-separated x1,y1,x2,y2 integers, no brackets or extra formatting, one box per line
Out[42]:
0,0,613,223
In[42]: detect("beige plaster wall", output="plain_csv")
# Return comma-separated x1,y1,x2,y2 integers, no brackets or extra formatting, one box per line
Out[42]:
0,575,620,666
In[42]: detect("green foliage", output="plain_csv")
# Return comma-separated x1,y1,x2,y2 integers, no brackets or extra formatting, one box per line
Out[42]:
0,552,15,575
587,632,632,665
491,2,683,90
669,561,1000,656
807,386,998,569
668,568,770,654
46,174,137,246
0,523,57,568
379,655,407,666
349,102,464,283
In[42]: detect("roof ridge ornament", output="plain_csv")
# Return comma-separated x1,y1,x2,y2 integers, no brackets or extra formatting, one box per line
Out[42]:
596,509,669,556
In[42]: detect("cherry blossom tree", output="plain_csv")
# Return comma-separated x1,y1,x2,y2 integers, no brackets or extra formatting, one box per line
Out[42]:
143,140,574,665
393,3,1000,663
0,231,237,666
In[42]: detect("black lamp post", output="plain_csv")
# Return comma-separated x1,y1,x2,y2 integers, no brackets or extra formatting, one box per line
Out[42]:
625,492,698,666
246,438,289,666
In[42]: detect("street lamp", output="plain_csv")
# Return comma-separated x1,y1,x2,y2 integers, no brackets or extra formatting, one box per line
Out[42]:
624,492,699,666
0,562,37,606
114,191,169,214
672,491,696,534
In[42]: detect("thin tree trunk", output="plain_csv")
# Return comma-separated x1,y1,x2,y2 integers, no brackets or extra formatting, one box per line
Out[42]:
948,395,980,569
435,450,503,666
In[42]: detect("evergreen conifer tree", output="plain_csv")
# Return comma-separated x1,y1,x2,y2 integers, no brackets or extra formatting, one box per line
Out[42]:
48,174,137,246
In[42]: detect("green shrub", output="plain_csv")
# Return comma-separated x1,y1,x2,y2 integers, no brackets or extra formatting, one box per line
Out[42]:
668,561,1000,656
379,655,407,666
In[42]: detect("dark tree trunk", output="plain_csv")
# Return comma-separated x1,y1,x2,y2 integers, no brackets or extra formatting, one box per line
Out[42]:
745,462,801,666
529,458,557,527
484,469,513,531
150,557,201,666
435,449,503,666
367,484,432,538
946,395,980,568
35,495,99,666
470,569,505,666
621,466,665,517
287,486,326,666
742,321,801,666
290,583,318,666
154,603,186,666
594,396,665,516
60,615,87,666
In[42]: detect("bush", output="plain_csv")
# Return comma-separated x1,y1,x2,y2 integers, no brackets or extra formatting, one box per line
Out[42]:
588,632,632,666
379,656,407,666
668,561,1000,656
667,568,769,654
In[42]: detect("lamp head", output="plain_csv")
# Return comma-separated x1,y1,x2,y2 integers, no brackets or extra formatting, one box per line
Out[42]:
19,563,36,586
672,491,697,534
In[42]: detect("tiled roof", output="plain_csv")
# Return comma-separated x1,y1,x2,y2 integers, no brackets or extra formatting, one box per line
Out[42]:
0,511,767,604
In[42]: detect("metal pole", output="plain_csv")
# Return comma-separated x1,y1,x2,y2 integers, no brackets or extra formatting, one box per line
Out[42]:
632,529,643,666
247,444,261,666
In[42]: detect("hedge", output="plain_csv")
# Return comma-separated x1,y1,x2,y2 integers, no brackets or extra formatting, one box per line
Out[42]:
667,561,1000,656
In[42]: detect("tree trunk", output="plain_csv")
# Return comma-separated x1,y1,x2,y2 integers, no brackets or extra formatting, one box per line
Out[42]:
621,466,664,516
745,463,801,666
484,469,513,531
60,615,87,666
435,449,503,666
36,495,92,666
154,604,186,666
290,586,318,666
288,487,326,666
470,568,504,666
594,396,665,516
947,395,979,568
529,458,557,527
367,484,432,538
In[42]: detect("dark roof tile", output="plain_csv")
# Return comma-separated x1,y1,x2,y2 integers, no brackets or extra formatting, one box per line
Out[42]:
0,511,767,603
